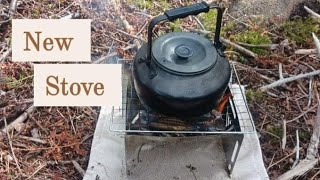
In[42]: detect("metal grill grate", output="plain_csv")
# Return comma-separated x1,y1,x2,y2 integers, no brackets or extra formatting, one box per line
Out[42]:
109,61,255,135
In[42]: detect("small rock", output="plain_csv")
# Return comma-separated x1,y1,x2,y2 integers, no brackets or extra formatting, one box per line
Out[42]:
31,128,40,139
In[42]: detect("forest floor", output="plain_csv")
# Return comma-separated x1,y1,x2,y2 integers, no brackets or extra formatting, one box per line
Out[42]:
0,0,320,179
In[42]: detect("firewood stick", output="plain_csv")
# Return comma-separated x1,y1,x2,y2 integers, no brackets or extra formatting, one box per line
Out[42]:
259,70,320,92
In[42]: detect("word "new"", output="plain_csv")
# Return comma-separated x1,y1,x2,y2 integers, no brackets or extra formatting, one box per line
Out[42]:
24,31,74,51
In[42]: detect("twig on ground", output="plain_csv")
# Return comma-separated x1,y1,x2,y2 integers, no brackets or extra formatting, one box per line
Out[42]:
71,160,85,177
304,6,320,19
193,16,205,30
117,29,146,42
308,78,313,108
93,52,118,64
1,105,35,133
278,104,320,180
133,11,153,18
27,162,46,179
9,0,18,15
312,33,320,59
18,135,47,144
292,130,300,168
237,42,279,50
295,49,317,55
287,104,318,123
311,169,320,179
281,119,286,150
267,150,297,170
278,159,318,180
3,116,23,175
220,37,257,58
195,29,256,58
0,47,12,62
306,103,320,159
279,63,283,79
119,15,133,33
259,70,320,92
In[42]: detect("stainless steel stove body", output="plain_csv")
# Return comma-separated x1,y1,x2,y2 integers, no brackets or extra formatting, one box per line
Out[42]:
110,61,255,174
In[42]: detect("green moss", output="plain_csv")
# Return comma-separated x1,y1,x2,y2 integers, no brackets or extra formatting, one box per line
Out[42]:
200,10,217,32
5,72,33,89
221,21,236,36
128,0,170,15
267,126,282,137
169,19,181,32
31,9,40,18
246,89,265,102
132,0,153,9
230,30,272,55
299,130,311,141
282,17,319,44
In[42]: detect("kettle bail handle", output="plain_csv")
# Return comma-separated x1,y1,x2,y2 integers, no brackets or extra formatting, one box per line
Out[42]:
146,2,224,63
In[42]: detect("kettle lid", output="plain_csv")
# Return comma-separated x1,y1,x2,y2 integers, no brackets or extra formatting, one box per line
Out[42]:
152,32,218,75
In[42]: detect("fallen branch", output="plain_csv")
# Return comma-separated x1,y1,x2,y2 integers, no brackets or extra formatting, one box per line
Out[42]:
278,159,318,180
259,70,320,92
220,37,257,58
304,6,320,19
237,42,279,50
312,33,320,59
1,105,35,133
295,49,317,55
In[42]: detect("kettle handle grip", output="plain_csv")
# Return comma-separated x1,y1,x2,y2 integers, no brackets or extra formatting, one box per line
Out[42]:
146,2,224,63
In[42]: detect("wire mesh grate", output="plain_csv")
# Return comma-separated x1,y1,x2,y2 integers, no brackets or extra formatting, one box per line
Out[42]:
110,61,255,135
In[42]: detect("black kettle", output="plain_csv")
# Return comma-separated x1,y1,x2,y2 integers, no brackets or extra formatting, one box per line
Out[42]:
132,2,231,117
